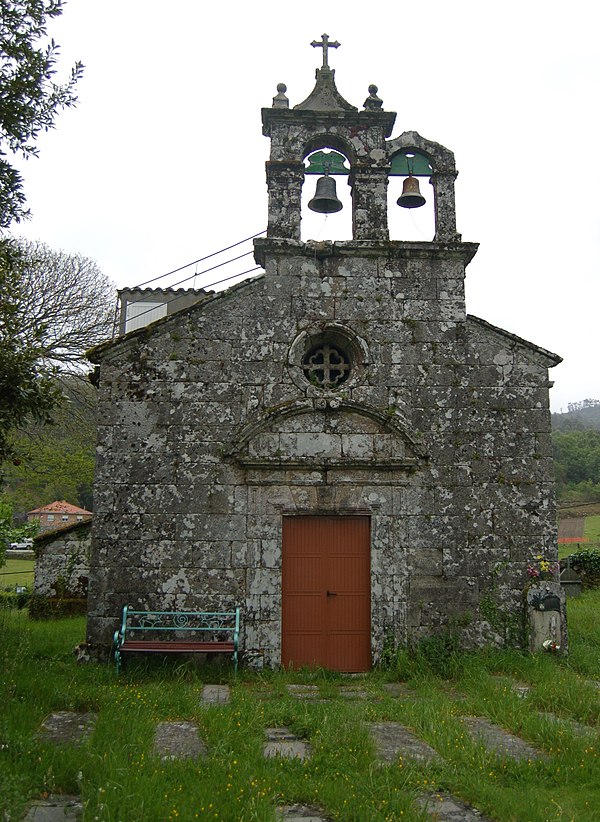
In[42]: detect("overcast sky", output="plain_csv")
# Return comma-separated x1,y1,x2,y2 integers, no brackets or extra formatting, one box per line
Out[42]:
11,0,599,412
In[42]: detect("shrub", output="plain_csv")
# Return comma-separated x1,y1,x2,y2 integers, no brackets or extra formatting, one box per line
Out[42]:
0,590,30,610
568,548,600,586
28,595,87,619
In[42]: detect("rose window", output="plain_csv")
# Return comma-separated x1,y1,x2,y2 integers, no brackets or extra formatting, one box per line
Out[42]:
302,343,351,388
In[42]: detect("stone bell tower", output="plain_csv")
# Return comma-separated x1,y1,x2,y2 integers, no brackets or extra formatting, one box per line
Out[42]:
259,33,460,244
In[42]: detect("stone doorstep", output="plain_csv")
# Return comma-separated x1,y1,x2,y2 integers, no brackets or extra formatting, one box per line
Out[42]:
416,792,492,821
368,722,441,764
38,712,97,747
460,716,543,761
201,684,231,704
23,795,83,821
264,727,311,761
153,720,207,761
277,805,330,821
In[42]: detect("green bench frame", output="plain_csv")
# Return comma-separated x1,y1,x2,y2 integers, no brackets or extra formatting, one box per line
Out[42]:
113,605,240,674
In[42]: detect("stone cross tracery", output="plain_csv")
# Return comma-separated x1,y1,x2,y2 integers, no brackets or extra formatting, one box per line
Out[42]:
311,33,340,68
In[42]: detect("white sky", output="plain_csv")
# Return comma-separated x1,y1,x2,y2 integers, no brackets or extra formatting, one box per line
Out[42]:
10,0,599,413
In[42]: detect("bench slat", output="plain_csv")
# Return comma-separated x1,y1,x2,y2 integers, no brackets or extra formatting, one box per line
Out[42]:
120,641,234,653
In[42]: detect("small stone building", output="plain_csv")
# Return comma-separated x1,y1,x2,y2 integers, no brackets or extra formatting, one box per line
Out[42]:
34,520,91,598
86,40,561,669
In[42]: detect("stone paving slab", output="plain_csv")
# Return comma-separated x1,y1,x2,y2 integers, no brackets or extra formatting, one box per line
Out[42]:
538,711,596,737
277,804,330,821
153,720,207,760
489,675,531,698
264,727,311,760
23,795,83,821
416,792,491,821
201,684,230,704
461,716,543,761
38,712,97,747
338,687,369,700
286,685,329,703
381,682,417,698
368,722,441,764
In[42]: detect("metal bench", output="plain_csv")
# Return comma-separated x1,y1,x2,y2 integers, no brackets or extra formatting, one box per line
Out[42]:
113,605,240,674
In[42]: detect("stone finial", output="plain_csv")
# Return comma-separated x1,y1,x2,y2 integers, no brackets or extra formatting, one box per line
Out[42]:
363,84,383,110
272,83,289,109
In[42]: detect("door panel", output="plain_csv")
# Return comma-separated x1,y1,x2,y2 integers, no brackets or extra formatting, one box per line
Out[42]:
282,516,371,672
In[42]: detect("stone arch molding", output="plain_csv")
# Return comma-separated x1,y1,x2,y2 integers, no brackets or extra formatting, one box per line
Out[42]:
225,399,427,470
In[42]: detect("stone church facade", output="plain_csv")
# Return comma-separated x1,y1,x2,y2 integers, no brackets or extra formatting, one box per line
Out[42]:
86,41,561,669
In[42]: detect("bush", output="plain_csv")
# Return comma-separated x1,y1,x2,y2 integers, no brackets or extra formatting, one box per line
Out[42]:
0,590,30,609
568,548,600,586
28,595,87,619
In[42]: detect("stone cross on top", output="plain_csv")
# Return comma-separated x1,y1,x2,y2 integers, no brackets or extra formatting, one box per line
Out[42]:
311,33,340,68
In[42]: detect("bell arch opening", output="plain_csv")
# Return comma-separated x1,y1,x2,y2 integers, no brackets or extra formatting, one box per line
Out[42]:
301,147,353,242
387,150,435,241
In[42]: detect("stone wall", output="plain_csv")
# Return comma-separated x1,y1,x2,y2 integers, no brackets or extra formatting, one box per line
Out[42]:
87,239,559,664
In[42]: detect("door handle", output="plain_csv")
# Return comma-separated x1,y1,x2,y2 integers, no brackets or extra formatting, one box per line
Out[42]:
326,590,337,597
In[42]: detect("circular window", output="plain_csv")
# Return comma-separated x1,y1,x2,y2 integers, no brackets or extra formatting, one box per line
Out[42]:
302,343,351,388
288,324,369,393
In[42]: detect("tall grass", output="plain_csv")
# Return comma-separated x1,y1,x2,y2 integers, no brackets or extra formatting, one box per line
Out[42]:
1,592,600,820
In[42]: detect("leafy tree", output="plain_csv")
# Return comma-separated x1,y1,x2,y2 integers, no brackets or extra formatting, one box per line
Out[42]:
0,496,37,566
0,238,114,476
0,0,83,227
0,238,61,469
12,238,115,372
3,376,97,513
0,2,86,476
553,429,600,502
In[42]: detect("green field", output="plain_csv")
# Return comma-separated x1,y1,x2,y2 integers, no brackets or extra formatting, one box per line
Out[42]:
1,591,600,821
584,515,600,545
0,558,34,590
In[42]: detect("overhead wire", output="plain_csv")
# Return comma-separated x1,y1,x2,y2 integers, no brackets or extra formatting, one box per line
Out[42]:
114,230,267,336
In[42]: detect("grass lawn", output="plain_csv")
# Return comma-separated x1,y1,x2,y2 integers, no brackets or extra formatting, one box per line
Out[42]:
1,595,600,821
0,557,34,590
584,515,600,545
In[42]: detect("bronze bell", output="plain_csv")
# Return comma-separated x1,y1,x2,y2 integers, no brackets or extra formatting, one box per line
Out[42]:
308,175,343,213
397,175,426,209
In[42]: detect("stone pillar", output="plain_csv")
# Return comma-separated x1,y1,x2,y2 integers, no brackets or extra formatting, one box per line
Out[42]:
266,161,305,240
350,167,389,241
431,171,461,242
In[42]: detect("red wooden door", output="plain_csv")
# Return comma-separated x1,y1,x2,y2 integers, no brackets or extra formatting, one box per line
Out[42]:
281,516,371,672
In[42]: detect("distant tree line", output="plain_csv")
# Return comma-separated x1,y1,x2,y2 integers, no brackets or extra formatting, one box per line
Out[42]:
567,399,600,413
552,402,600,502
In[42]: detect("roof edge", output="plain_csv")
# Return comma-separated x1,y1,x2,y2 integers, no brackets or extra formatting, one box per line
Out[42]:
88,272,265,362
467,315,562,367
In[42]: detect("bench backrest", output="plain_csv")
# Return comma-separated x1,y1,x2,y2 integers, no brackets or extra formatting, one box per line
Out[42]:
120,606,240,641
